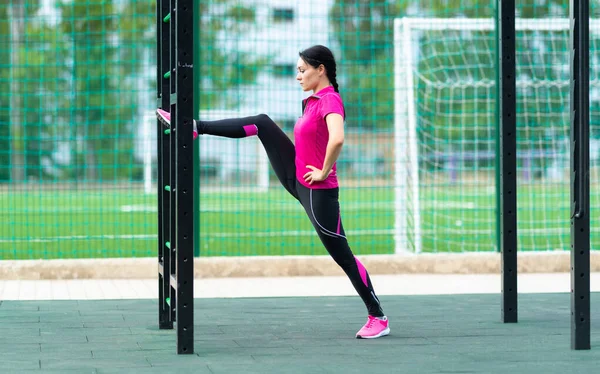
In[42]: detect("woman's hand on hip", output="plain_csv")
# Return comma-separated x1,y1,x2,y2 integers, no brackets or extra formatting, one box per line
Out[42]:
303,165,330,185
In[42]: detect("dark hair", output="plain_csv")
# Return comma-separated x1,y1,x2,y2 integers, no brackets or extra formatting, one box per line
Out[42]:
299,45,339,93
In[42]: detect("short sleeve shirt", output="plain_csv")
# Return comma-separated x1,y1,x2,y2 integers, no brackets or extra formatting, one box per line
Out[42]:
293,86,345,189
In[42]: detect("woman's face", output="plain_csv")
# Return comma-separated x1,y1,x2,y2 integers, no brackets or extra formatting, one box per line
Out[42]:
296,57,323,92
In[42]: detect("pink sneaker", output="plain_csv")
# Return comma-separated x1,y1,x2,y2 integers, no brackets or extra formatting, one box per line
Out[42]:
356,316,390,339
156,108,198,139
156,108,171,125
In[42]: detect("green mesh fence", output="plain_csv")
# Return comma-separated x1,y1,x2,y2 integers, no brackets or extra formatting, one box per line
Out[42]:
1,0,598,259
0,0,155,259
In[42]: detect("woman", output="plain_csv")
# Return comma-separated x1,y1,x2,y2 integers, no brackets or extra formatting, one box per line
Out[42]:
156,45,389,339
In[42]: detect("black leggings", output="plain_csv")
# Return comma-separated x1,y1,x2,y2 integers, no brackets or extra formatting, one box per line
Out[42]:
199,114,384,317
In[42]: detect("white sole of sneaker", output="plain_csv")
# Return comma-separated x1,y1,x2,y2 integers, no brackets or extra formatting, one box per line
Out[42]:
356,327,390,339
156,111,170,127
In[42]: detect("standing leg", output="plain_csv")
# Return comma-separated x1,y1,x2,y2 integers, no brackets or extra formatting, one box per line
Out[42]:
296,183,389,338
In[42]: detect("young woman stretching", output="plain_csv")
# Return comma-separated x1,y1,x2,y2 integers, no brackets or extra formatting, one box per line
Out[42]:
156,45,389,339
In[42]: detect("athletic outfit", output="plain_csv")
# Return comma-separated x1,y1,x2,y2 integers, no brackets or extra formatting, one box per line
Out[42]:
156,85,389,338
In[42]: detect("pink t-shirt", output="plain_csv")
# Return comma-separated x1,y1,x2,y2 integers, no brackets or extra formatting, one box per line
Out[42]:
294,86,345,189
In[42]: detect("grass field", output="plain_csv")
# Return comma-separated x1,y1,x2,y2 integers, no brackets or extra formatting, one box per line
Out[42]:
1,183,597,260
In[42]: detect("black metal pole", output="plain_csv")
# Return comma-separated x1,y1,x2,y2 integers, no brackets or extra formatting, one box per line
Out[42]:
498,0,518,324
494,0,501,255
168,0,178,331
193,0,200,258
157,0,173,331
570,0,591,351
172,0,195,354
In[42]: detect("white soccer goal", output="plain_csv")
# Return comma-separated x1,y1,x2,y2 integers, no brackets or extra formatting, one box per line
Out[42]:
394,17,600,254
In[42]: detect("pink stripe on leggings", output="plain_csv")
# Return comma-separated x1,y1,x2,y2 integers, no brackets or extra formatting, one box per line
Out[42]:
355,256,369,288
243,124,258,137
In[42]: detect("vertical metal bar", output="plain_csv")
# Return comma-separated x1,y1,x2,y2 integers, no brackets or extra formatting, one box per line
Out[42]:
168,0,177,327
156,0,165,328
498,0,518,323
570,0,590,351
193,0,200,258
157,0,172,330
494,0,501,254
174,0,195,354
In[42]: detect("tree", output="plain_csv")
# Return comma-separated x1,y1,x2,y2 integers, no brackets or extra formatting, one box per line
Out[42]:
199,2,265,109
5,1,42,182
0,1,74,182
58,0,139,181
119,0,265,112
17,17,71,181
46,0,264,181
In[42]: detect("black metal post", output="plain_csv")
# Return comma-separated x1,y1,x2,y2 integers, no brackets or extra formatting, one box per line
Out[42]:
570,0,591,351
168,0,178,330
494,0,501,255
157,0,173,331
498,0,518,323
193,0,200,258
157,0,194,353
171,0,195,354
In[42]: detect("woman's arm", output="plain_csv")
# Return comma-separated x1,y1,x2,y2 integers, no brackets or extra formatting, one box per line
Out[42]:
303,113,344,184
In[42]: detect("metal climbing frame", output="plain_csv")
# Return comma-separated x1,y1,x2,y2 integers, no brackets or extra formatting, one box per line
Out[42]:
156,0,195,354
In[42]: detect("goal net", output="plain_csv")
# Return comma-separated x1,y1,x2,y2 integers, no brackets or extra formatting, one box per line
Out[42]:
394,18,600,253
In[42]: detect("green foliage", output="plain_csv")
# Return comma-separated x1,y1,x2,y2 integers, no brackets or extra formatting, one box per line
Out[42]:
199,1,265,109
18,21,70,180
225,4,256,23
1,0,267,182
56,0,140,181
119,0,155,77
0,0,580,181
0,5,10,181
0,0,148,182
2,1,46,182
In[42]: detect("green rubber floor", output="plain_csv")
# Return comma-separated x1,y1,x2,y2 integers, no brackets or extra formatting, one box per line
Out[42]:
1,293,598,373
